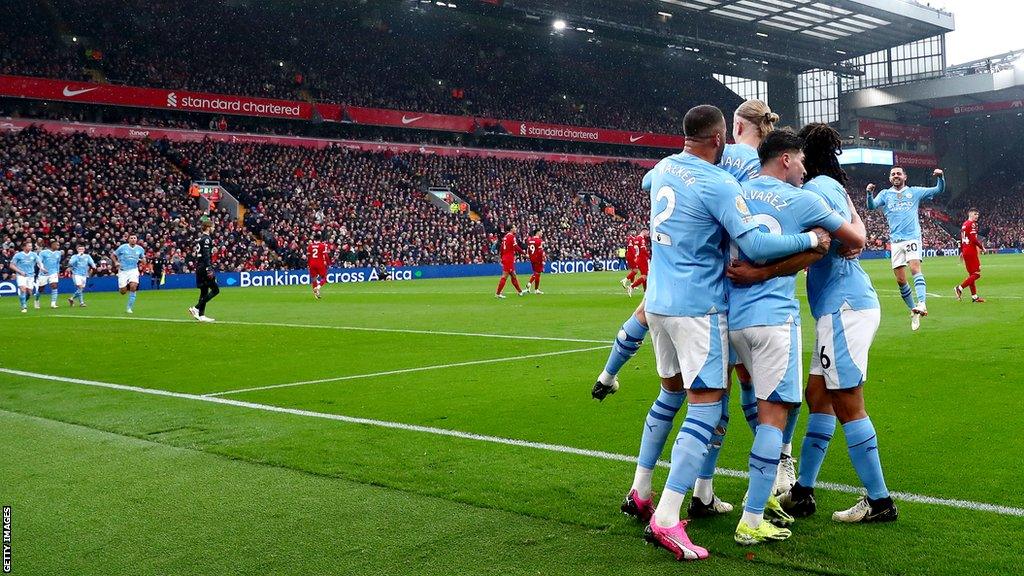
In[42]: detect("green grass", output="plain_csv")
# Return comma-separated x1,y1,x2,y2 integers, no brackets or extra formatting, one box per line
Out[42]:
1,254,1022,575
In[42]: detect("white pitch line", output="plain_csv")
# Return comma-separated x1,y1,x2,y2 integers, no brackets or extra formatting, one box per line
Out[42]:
39,314,608,344
875,290,944,298
875,289,1024,300
203,345,610,397
2,367,1024,518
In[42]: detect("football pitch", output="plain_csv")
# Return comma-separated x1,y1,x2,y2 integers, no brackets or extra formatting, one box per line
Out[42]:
1,254,1022,575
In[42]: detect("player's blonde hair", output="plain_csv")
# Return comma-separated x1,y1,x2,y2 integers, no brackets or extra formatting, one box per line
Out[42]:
735,99,779,139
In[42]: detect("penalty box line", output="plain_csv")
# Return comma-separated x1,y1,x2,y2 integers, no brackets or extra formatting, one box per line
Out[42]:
43,314,609,344
2,367,1024,519
203,345,611,397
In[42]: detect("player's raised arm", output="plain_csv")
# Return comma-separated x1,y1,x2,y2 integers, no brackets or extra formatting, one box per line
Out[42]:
865,183,883,210
920,169,945,199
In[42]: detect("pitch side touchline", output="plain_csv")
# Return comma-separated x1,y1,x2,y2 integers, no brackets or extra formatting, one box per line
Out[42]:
2,367,1023,518
203,345,611,397
42,314,609,343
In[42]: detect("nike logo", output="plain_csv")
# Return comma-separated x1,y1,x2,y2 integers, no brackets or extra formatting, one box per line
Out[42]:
629,135,644,143
645,422,657,432
62,86,98,97
401,115,424,124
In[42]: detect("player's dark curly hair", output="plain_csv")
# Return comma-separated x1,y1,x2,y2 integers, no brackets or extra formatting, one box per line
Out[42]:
798,123,848,186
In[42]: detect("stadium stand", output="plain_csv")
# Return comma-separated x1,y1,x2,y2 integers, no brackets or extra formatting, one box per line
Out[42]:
0,127,273,279
1,0,740,134
4,124,1021,283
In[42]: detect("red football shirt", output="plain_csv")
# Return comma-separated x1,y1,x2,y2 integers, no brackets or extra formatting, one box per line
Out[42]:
527,236,545,262
628,236,645,264
307,242,332,266
960,220,982,254
636,236,650,261
500,232,524,260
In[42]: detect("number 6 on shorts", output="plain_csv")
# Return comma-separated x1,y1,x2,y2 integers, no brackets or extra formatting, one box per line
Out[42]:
809,307,881,390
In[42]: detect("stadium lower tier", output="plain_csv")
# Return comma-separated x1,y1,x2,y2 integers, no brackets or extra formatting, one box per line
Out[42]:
3,125,1015,279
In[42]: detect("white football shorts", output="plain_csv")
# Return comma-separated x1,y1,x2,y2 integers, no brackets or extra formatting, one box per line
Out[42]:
36,273,59,287
729,321,802,404
647,312,728,390
809,307,881,390
890,239,922,269
117,269,140,289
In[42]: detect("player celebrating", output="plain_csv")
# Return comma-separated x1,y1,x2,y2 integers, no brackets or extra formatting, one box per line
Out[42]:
774,123,897,524
956,208,985,303
866,166,945,330
68,244,97,307
495,224,525,299
112,234,146,314
728,129,863,545
36,240,64,309
525,229,545,294
633,105,827,561
595,99,776,401
9,240,40,313
188,219,220,322
307,232,332,299
599,100,781,518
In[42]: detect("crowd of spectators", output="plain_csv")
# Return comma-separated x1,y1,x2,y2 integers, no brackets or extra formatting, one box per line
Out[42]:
0,1,87,82
5,125,1023,285
947,170,1024,250
1,0,739,134
165,139,494,267
401,154,649,261
0,127,273,280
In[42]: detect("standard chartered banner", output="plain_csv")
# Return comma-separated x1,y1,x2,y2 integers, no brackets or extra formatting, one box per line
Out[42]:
2,251,1017,296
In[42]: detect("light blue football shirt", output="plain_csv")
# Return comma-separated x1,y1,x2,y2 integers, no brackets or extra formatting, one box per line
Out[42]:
38,249,62,275
869,177,944,242
69,253,97,276
10,251,39,276
804,175,880,319
720,143,760,184
643,152,762,317
114,244,145,271
728,175,845,329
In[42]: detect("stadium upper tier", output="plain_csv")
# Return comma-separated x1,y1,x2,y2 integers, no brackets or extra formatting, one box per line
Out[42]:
0,0,747,134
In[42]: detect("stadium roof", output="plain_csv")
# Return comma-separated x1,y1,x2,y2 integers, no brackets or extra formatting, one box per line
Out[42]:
466,0,955,76
844,54,1024,118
